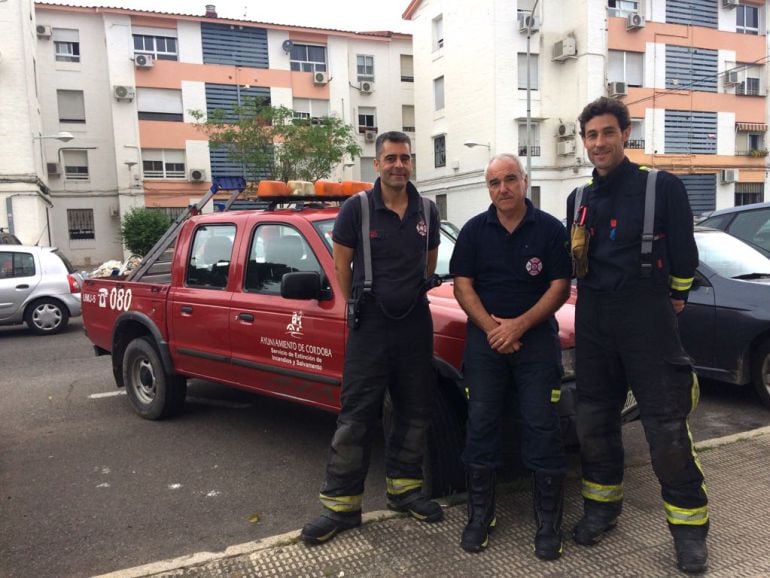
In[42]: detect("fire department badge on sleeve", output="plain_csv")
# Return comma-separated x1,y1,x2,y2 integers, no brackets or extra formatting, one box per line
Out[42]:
525,257,543,276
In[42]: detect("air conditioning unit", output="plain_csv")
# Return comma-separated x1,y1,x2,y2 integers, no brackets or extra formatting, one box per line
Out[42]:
608,81,628,98
134,54,154,68
46,162,61,175
552,37,577,62
626,13,646,30
359,81,375,94
189,168,206,182
313,71,329,85
36,24,52,38
723,0,739,8
725,69,744,85
364,130,377,143
720,169,738,184
113,85,135,101
557,122,577,137
557,140,576,156
518,14,540,33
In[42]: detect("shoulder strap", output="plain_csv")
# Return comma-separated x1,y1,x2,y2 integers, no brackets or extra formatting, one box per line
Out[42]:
641,169,658,257
357,191,373,292
574,186,586,220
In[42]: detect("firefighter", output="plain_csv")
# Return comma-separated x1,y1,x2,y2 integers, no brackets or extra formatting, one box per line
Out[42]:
566,97,709,574
300,131,443,545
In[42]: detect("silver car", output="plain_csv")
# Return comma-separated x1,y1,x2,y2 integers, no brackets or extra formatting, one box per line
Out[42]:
0,246,82,334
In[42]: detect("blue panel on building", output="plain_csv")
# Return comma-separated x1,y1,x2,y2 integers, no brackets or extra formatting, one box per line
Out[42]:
205,83,271,124
678,174,716,214
666,45,718,93
209,144,273,182
666,0,717,28
665,110,718,155
201,22,269,68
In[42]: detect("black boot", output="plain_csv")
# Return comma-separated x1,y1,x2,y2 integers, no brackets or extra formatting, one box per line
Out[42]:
573,500,622,546
300,509,362,545
461,464,496,552
387,489,444,523
533,472,565,560
671,525,709,574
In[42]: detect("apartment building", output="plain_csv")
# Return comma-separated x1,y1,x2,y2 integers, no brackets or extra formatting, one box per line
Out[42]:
21,3,413,266
403,0,768,227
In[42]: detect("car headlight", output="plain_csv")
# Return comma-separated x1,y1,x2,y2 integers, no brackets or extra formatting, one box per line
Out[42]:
561,347,575,381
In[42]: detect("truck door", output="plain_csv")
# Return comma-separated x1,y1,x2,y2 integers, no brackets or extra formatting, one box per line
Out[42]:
169,224,235,382
229,223,346,411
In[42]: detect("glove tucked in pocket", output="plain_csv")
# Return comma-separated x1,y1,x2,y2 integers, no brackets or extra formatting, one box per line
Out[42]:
571,223,590,278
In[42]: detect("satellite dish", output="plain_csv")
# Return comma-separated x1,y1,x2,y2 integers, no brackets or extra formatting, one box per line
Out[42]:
282,40,294,53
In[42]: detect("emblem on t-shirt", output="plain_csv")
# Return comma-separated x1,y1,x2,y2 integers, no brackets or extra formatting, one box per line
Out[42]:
416,219,428,237
525,257,543,276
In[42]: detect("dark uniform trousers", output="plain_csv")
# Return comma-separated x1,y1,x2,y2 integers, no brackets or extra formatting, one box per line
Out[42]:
575,280,709,535
320,297,434,511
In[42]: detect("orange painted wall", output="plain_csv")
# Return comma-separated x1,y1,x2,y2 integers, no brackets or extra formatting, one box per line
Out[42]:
139,121,204,148
625,88,766,123
626,150,767,182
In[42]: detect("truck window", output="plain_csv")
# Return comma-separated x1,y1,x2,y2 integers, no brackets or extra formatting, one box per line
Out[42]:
186,224,236,289
244,224,321,294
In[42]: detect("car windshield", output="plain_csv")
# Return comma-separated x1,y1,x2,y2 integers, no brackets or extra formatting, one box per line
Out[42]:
314,218,456,277
696,229,770,278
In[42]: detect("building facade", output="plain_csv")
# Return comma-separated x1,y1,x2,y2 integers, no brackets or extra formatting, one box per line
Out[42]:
403,0,768,227
22,3,413,266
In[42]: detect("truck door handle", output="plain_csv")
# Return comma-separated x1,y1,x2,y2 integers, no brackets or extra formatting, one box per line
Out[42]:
15,284,29,289
237,313,254,322
180,305,193,314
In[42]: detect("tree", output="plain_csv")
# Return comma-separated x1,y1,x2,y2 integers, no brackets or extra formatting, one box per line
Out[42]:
121,208,171,256
190,100,362,183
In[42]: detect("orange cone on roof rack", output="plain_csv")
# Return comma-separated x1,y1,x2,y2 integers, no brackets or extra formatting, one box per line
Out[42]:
314,180,343,196
257,180,290,197
341,181,373,196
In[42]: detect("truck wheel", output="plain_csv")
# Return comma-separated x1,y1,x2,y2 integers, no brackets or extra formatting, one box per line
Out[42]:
123,337,186,420
25,298,69,335
752,339,770,409
382,379,466,499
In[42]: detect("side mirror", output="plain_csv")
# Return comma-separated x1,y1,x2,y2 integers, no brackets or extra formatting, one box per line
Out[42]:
281,271,323,300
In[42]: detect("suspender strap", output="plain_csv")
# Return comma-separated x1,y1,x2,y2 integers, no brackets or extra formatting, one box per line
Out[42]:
357,191,373,292
641,169,658,256
574,186,586,220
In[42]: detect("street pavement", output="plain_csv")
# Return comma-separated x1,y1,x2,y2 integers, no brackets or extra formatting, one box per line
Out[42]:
96,426,770,578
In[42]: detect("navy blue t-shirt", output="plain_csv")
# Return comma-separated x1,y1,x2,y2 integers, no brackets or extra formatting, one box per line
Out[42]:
450,200,570,334
333,178,440,316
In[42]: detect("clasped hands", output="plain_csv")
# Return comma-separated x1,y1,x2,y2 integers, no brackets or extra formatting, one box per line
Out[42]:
486,315,525,354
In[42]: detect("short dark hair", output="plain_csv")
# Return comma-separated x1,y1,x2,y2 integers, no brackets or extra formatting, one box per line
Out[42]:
578,97,631,136
375,131,411,158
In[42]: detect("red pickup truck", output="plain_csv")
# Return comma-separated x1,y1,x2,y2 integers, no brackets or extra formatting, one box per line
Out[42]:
81,190,580,496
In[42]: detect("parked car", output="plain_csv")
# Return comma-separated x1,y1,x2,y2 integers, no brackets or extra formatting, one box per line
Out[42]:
681,227,770,407
0,246,82,334
0,229,22,245
698,201,770,258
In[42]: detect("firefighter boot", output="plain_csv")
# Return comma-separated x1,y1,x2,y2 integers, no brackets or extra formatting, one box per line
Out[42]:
460,464,496,552
387,488,444,523
573,500,622,546
533,473,565,560
672,525,709,574
300,509,362,545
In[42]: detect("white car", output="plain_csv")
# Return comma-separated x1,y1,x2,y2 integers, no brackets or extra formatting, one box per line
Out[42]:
0,246,82,334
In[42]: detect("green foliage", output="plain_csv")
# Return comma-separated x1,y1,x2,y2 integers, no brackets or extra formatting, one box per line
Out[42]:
121,208,172,256
190,100,362,183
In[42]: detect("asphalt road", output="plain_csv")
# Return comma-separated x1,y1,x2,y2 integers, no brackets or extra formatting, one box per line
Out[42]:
1,319,768,578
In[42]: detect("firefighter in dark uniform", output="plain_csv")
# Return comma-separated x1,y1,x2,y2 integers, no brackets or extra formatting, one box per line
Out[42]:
566,97,709,574
451,153,571,558
301,131,443,545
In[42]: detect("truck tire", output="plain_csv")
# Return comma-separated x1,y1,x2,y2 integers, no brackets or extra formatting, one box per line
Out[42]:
383,379,466,499
25,298,69,335
752,339,770,409
123,337,186,420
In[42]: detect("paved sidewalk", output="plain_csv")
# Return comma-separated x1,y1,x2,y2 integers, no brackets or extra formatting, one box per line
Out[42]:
97,427,770,578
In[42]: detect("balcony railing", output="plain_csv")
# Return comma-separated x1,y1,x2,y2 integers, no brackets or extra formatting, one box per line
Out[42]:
518,145,541,157
736,85,763,96
626,139,645,149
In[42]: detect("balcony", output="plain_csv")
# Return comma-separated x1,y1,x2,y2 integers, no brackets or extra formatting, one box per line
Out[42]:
736,84,764,97
626,139,645,149
517,145,541,157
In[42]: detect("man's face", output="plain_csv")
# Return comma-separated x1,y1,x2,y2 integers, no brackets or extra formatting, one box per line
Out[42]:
581,113,631,176
486,157,527,214
374,140,412,191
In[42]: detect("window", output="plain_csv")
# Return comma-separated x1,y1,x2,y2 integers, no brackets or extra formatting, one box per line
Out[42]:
737,5,759,35
290,43,327,73
608,50,643,87
360,157,377,183
435,194,447,220
358,106,376,133
665,110,717,155
627,118,645,149
53,28,80,63
402,105,415,133
434,76,445,111
400,54,414,82
292,98,329,121
62,150,89,180
137,88,184,122
56,90,85,123
205,83,270,124
607,0,638,18
530,186,541,208
0,252,35,279
432,15,444,51
666,0,717,28
142,149,186,179
67,209,94,240
517,53,539,90
736,69,762,96
434,135,446,168
356,54,374,82
133,34,178,61
736,127,766,156
734,184,764,206
666,45,717,93
187,225,236,289
244,225,321,295
518,122,541,156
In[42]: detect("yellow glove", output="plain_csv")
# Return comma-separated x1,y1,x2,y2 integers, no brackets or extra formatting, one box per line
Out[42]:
571,223,589,278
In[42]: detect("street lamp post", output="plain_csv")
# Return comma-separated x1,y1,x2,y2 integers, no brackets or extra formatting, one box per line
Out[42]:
33,131,75,170
525,0,541,201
